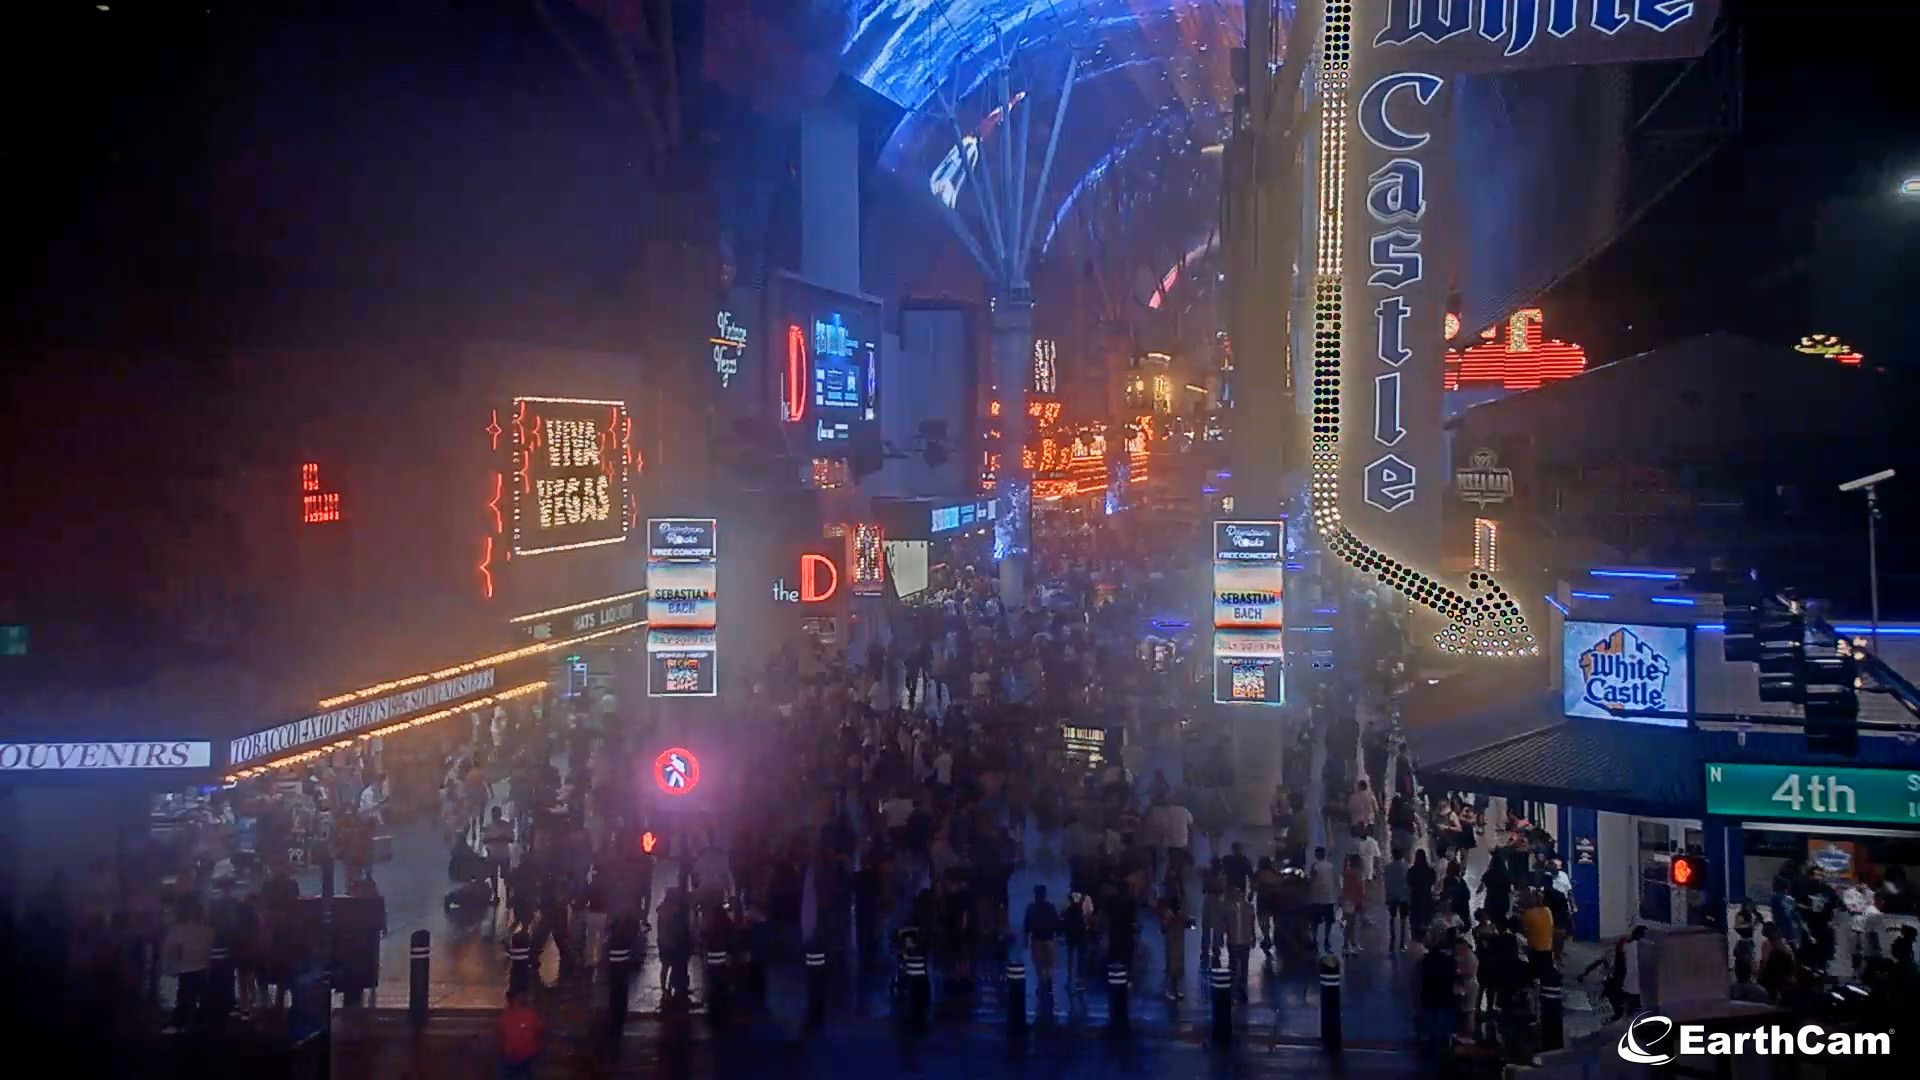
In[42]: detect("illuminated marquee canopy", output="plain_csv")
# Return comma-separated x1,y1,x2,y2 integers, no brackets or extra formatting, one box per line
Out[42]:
510,397,634,557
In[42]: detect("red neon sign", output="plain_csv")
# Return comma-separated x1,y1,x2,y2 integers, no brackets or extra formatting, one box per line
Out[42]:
800,552,839,602
653,747,700,795
300,463,342,524
1445,308,1587,392
784,324,808,422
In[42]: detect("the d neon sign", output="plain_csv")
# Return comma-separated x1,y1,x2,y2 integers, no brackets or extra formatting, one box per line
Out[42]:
772,553,840,603
800,552,838,602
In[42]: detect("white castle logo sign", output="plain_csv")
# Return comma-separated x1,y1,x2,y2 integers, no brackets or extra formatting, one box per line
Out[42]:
1578,626,1673,714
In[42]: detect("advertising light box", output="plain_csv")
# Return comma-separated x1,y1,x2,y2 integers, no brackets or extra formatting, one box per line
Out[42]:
1562,619,1691,726
1212,520,1285,707
510,397,632,557
647,519,718,697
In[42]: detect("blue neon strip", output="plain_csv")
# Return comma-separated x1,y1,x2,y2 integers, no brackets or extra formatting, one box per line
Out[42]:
1294,626,1334,633
1311,607,1338,614
1569,591,1611,601
1544,595,1570,616
1833,625,1920,636
1696,623,1725,631
1285,563,1305,571
1588,569,1682,581
1650,596,1697,606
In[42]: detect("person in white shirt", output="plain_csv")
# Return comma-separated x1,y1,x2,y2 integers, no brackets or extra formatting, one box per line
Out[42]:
1355,832,1382,881
1307,847,1340,953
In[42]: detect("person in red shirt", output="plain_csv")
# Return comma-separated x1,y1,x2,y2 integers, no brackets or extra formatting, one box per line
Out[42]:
497,987,544,1079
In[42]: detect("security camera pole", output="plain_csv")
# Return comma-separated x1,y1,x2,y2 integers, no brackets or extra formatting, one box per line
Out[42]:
1839,469,1896,650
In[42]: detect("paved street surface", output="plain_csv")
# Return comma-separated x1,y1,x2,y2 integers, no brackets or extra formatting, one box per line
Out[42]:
327,1010,1441,1080
261,714,1610,1056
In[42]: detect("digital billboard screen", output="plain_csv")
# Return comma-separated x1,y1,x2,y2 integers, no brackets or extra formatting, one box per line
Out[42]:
510,397,632,557
771,275,881,452
647,519,718,697
1212,520,1285,706
1562,620,1692,726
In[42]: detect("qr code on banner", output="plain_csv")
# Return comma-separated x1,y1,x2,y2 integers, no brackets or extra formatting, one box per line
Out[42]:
1231,664,1266,700
665,656,703,693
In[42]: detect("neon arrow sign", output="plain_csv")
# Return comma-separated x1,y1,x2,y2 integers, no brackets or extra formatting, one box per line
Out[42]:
1308,1,1534,657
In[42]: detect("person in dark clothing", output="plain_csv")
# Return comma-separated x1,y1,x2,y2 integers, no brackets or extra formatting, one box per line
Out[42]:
1022,884,1060,989
1443,870,1472,926
1062,892,1089,992
1220,841,1254,899
1419,931,1460,1060
1481,853,1512,920
1406,850,1437,938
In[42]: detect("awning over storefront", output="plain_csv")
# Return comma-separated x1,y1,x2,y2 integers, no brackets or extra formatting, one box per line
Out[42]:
1399,665,1554,768
1420,720,1701,818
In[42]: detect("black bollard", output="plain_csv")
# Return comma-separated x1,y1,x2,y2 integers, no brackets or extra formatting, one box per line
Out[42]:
1005,960,1027,1036
207,944,232,1027
507,927,532,996
1106,962,1130,1037
408,930,430,1028
1318,954,1342,1054
805,951,828,1032
1539,968,1564,1051
1209,965,1233,1047
607,947,633,1027
904,949,930,1029
705,949,731,1025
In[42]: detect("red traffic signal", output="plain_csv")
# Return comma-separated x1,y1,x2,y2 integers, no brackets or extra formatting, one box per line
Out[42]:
1669,853,1706,888
639,830,660,855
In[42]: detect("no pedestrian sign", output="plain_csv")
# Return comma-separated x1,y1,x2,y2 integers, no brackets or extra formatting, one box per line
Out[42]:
653,747,700,796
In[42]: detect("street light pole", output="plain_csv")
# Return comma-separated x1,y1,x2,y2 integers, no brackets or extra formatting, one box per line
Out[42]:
1868,482,1882,652
1839,469,1895,652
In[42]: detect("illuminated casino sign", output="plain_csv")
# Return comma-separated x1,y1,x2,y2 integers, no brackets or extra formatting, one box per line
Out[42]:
1305,0,1713,657
1371,0,1720,71
509,397,633,557
647,519,718,697
1212,520,1286,707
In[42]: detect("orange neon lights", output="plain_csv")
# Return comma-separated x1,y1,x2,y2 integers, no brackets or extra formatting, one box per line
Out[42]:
487,472,503,534
800,552,839,602
479,536,495,598
1445,308,1587,392
784,324,808,422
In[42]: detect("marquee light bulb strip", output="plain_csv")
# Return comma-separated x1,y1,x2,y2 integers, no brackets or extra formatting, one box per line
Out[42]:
1309,0,1534,657
225,680,548,782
